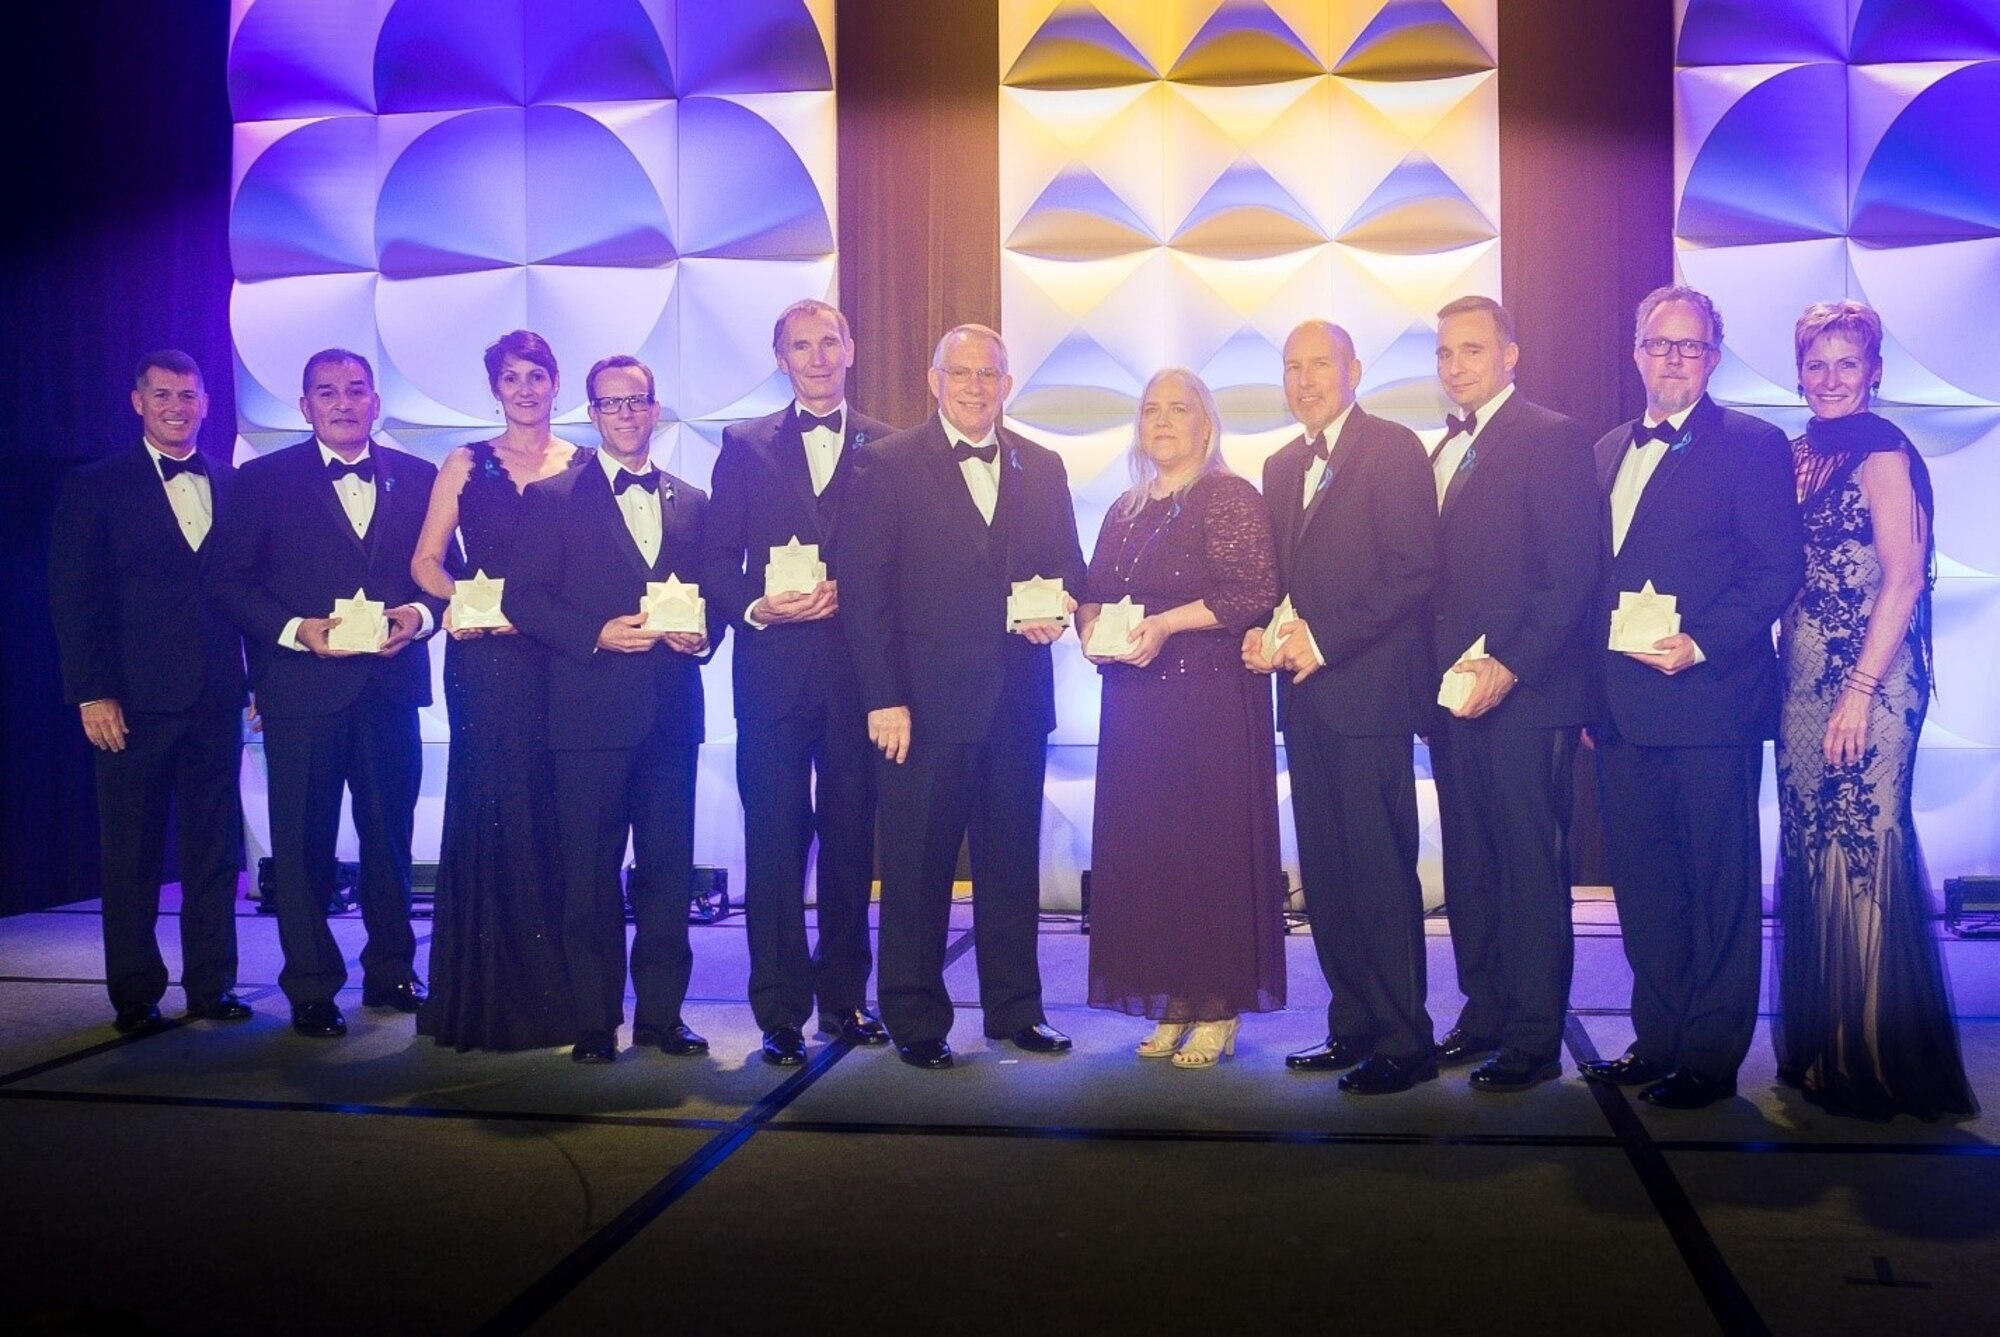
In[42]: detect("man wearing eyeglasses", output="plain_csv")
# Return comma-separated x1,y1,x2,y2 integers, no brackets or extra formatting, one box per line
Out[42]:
841,324,1087,1069
1580,285,1803,1109
698,299,897,1066
507,355,716,1066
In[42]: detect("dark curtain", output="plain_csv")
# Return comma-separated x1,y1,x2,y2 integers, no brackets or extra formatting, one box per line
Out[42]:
2,2,235,913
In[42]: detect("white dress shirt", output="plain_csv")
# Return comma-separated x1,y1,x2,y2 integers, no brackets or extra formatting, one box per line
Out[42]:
602,449,665,568
797,401,845,497
1432,382,1514,510
1609,404,1704,663
1300,404,1357,508
942,414,1001,525
145,438,212,550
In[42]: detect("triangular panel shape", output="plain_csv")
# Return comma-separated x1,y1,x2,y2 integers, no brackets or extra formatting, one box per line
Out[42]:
1167,3,1323,86
1334,0,1495,82
1004,4,1159,89
1337,150,1496,254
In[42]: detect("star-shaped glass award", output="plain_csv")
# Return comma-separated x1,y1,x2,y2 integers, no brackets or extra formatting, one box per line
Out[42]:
1608,580,1680,654
1261,595,1296,662
1436,634,1489,713
327,588,388,653
643,574,706,634
1007,575,1069,631
764,536,826,599
1086,595,1144,659
449,569,509,631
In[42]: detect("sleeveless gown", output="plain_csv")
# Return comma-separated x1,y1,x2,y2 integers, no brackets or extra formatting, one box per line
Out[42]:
418,442,582,1050
1084,472,1286,1022
1772,434,1975,1120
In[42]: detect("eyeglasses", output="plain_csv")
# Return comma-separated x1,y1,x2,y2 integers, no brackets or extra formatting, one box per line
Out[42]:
941,366,1004,385
592,394,655,414
1637,338,1715,359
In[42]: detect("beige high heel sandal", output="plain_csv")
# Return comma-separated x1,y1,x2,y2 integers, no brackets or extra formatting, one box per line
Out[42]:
1136,1022,1192,1058
1172,1017,1240,1068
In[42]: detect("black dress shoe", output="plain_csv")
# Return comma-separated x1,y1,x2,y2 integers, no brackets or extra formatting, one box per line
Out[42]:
820,1006,890,1046
185,992,253,1021
1338,1052,1440,1094
634,1021,709,1056
761,1026,808,1066
897,1038,953,1069
1638,1068,1737,1110
361,979,427,1013
571,1031,617,1064
1435,1027,1502,1067
112,1004,165,1035
291,1000,347,1038
1469,1049,1562,1093
1285,1036,1370,1072
1007,1023,1072,1054
1578,1053,1673,1087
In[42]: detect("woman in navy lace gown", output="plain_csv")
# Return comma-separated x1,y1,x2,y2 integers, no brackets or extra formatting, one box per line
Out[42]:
1079,369,1285,1068
411,330,586,1050
1773,300,1975,1120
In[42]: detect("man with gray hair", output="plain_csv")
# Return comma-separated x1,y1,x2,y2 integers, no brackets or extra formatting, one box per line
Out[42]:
841,323,1087,1069
1580,284,1802,1109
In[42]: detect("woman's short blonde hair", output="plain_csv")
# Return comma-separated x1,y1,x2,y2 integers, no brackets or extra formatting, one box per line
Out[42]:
1793,299,1883,376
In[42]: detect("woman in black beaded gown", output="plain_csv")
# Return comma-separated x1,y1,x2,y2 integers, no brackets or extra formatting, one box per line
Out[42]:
411,330,585,1050
1079,368,1285,1068
1772,300,1975,1120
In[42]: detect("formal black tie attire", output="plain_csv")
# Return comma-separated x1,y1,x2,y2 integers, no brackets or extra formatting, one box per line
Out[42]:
48,440,248,1016
841,415,1087,1047
699,402,895,1036
206,438,445,1009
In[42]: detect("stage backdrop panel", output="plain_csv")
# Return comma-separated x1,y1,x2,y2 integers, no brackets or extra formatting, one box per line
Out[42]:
999,0,1501,907
1676,0,2000,880
226,0,841,875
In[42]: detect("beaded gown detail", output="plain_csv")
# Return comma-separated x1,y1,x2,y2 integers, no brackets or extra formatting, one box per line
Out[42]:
1085,471,1286,1021
418,442,581,1050
1773,434,1975,1120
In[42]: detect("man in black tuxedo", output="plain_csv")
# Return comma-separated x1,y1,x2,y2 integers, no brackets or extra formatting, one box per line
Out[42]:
49,350,250,1033
841,324,1086,1069
1243,320,1440,1094
508,354,714,1066
1424,297,1601,1093
699,300,895,1066
1580,285,1803,1109
207,349,443,1038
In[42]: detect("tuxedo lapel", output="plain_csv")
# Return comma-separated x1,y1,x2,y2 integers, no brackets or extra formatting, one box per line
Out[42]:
657,477,694,574
1625,397,1711,547
584,463,654,582
1439,393,1521,525
127,448,200,568
306,445,369,556
769,414,822,525
927,424,995,566
1299,411,1363,538
361,444,395,565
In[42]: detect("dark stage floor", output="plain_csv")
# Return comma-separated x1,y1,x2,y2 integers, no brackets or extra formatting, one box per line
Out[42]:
2,887,1996,1335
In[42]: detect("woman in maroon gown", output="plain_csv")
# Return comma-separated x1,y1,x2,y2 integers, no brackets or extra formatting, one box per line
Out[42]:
1079,368,1285,1067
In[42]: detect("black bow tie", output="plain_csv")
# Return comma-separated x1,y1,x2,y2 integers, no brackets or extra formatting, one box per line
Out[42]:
1634,420,1679,447
796,407,841,434
1443,411,1477,442
614,468,660,496
159,453,207,481
1308,434,1332,461
951,441,998,465
326,457,375,483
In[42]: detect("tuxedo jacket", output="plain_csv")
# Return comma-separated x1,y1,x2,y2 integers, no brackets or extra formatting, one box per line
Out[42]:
48,444,247,714
1264,406,1439,738
1431,393,1601,730
1591,394,1803,747
506,457,711,752
840,417,1087,744
698,405,895,723
205,438,443,719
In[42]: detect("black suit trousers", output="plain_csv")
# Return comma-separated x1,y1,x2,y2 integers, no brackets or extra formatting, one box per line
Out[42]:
261,687,420,1005
1595,736,1764,1079
552,732,698,1034
94,698,244,1009
737,705,876,1032
1287,720,1434,1058
875,715,1049,1044
1432,722,1577,1061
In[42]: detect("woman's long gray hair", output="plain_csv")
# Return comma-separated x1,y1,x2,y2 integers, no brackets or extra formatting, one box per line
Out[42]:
1111,368,1231,521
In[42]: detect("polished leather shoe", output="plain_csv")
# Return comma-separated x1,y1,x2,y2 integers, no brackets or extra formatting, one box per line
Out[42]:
1007,1023,1073,1054
1469,1049,1562,1093
290,1000,347,1038
820,1006,890,1046
761,1026,808,1066
634,1021,709,1056
1578,1053,1673,1087
1435,1027,1503,1067
1338,1052,1439,1094
185,992,253,1021
897,1038,954,1069
1285,1036,1370,1072
1638,1068,1737,1110
361,979,427,1013
112,1004,165,1035
571,1031,617,1064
